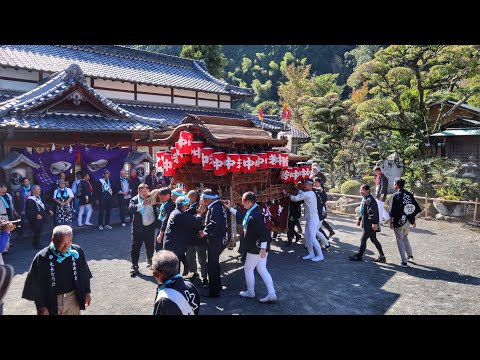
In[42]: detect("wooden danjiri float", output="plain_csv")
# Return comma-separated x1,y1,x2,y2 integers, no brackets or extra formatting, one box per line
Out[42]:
153,115,310,247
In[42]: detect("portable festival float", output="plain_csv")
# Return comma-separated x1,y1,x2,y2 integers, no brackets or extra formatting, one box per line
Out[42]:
153,115,310,247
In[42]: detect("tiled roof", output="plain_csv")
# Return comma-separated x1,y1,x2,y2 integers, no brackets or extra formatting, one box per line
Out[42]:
0,45,253,96
0,64,166,128
0,113,161,131
429,100,480,115
246,114,310,139
118,102,244,127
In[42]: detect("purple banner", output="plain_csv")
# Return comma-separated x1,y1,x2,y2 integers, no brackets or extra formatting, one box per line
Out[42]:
23,146,80,194
81,146,130,185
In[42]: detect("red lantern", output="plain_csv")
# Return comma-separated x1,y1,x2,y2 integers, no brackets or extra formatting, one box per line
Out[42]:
303,166,310,180
266,151,280,168
256,153,269,169
241,154,258,173
225,153,241,172
156,151,166,167
162,154,175,176
201,148,214,170
178,130,193,154
191,141,204,164
171,147,183,169
212,152,228,176
280,153,289,169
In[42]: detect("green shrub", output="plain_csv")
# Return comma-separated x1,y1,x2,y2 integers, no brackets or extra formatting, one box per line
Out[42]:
362,175,376,188
340,180,362,195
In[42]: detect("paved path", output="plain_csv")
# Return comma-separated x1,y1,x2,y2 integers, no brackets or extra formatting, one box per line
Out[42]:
3,212,480,315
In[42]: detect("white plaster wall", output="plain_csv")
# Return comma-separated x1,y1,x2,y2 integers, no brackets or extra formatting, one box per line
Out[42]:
137,93,172,104
198,91,218,100
219,95,231,102
137,84,171,95
0,67,39,81
0,79,37,92
174,97,196,106
198,99,218,108
96,89,135,101
174,88,196,98
93,78,134,91
219,101,231,109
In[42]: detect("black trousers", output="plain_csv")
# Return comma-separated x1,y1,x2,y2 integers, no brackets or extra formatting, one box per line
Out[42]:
358,229,384,257
207,238,224,296
118,196,130,224
130,223,156,267
30,219,43,247
287,213,301,240
98,193,113,226
322,220,334,234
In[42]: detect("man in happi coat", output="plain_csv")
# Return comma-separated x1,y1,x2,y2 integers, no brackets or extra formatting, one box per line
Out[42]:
22,225,92,315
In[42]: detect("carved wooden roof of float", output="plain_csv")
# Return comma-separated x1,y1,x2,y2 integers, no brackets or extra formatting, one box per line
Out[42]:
154,115,288,147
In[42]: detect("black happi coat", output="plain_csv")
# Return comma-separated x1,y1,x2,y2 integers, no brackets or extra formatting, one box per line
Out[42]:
77,179,94,205
25,197,49,223
236,206,271,255
22,244,92,315
153,277,200,315
390,189,422,228
159,200,176,232
163,209,203,256
359,193,380,231
204,201,228,247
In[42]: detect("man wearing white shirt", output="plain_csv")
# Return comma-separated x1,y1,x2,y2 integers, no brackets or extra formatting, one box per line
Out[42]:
283,179,324,262
128,183,158,276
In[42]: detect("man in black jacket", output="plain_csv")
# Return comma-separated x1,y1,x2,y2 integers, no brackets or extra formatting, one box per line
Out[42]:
225,192,277,303
129,183,158,276
388,177,422,267
163,196,204,272
145,168,158,191
286,181,303,246
198,189,228,298
374,166,390,224
152,250,200,315
115,170,132,227
349,184,386,263
22,225,92,315
156,187,176,252
25,185,53,249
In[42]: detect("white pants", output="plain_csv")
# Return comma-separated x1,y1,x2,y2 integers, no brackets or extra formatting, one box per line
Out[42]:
376,199,390,222
305,216,324,259
244,252,276,296
78,204,93,225
316,220,330,247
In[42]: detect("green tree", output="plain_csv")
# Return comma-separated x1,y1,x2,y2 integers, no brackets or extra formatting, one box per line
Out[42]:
278,63,314,132
180,45,228,79
299,93,359,187
348,45,480,142
311,73,344,97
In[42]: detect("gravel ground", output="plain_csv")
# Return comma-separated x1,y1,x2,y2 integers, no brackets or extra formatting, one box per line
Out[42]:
3,211,479,315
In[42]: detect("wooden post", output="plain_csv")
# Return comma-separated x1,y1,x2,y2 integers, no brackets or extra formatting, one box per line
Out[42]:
473,198,479,224
425,193,428,219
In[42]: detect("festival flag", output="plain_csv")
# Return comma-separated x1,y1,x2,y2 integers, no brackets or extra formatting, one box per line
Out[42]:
258,107,264,129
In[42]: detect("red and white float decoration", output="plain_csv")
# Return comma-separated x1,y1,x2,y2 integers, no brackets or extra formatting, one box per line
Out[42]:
280,169,290,182
279,153,289,169
191,141,204,164
171,146,183,169
225,153,241,172
201,148,214,170
256,153,269,169
212,152,228,176
162,153,175,176
156,151,166,167
240,154,257,173
177,130,193,154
